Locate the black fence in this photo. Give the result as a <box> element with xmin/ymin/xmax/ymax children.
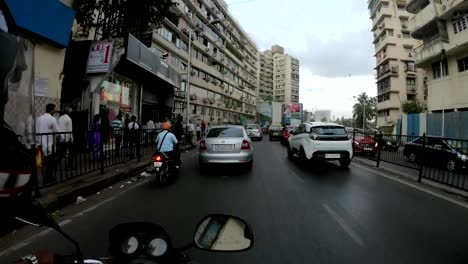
<box><xmin>35</xmin><ymin>129</ymin><xmax>162</xmax><ymax>188</ymax></box>
<box><xmin>353</xmin><ymin>131</ymin><xmax>468</xmax><ymax>192</ymax></box>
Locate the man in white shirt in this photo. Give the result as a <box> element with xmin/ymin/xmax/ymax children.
<box><xmin>58</xmin><ymin>107</ymin><xmax>74</xmax><ymax>169</ymax></box>
<box><xmin>36</xmin><ymin>104</ymin><xmax>60</xmax><ymax>183</ymax></box>
<box><xmin>127</xmin><ymin>115</ymin><xmax>140</xmax><ymax>159</ymax></box>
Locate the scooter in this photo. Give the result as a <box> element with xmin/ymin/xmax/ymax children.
<box><xmin>2</xmin><ymin>174</ymin><xmax>254</xmax><ymax>264</ymax></box>
<box><xmin>152</xmin><ymin>143</ymin><xmax>181</xmax><ymax>186</ymax></box>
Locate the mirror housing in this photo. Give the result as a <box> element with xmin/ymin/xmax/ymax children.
<box><xmin>194</xmin><ymin>214</ymin><xmax>253</xmax><ymax>252</ymax></box>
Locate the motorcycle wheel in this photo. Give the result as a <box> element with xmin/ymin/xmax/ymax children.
<box><xmin>156</xmin><ymin>164</ymin><xmax>170</xmax><ymax>185</ymax></box>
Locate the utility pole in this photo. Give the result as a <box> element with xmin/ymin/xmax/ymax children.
<box><xmin>363</xmin><ymin>98</ymin><xmax>366</xmax><ymax>131</ymax></box>
<box><xmin>440</xmin><ymin>49</ymin><xmax>446</xmax><ymax>137</ymax></box>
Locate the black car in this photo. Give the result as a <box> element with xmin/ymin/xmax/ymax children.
<box><xmin>403</xmin><ymin>137</ymin><xmax>468</xmax><ymax>172</ymax></box>
<box><xmin>380</xmin><ymin>137</ymin><xmax>399</xmax><ymax>152</ymax></box>
<box><xmin>269</xmin><ymin>125</ymin><xmax>283</xmax><ymax>141</ymax></box>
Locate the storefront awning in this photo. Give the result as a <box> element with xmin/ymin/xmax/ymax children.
<box><xmin>4</xmin><ymin>0</ymin><xmax>75</xmax><ymax>47</ymax></box>
<box><xmin>126</xmin><ymin>34</ymin><xmax>180</xmax><ymax>89</ymax></box>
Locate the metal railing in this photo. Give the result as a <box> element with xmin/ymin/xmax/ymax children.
<box><xmin>35</xmin><ymin>129</ymin><xmax>162</xmax><ymax>188</ymax></box>
<box><xmin>353</xmin><ymin>131</ymin><xmax>468</xmax><ymax>191</ymax></box>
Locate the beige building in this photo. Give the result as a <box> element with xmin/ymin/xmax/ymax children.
<box><xmin>406</xmin><ymin>0</ymin><xmax>468</xmax><ymax>112</ymax></box>
<box><xmin>368</xmin><ymin>0</ymin><xmax>426</xmax><ymax>131</ymax></box>
<box><xmin>258</xmin><ymin>50</ymin><xmax>274</xmax><ymax>101</ymax></box>
<box><xmin>152</xmin><ymin>0</ymin><xmax>259</xmax><ymax>124</ymax></box>
<box><xmin>258</xmin><ymin>45</ymin><xmax>299</xmax><ymax>104</ymax></box>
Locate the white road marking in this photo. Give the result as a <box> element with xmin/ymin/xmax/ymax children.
<box><xmin>59</xmin><ymin>219</ymin><xmax>72</xmax><ymax>227</ymax></box>
<box><xmin>351</xmin><ymin>162</ymin><xmax>468</xmax><ymax>209</ymax></box>
<box><xmin>0</xmin><ymin>228</ymin><xmax>52</xmax><ymax>257</ymax></box>
<box><xmin>323</xmin><ymin>204</ymin><xmax>365</xmax><ymax>247</ymax></box>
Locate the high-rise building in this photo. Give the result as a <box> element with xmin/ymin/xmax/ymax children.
<box><xmin>406</xmin><ymin>0</ymin><xmax>468</xmax><ymax>113</ymax></box>
<box><xmin>368</xmin><ymin>0</ymin><xmax>426</xmax><ymax>131</ymax></box>
<box><xmin>152</xmin><ymin>0</ymin><xmax>259</xmax><ymax>124</ymax></box>
<box><xmin>258</xmin><ymin>45</ymin><xmax>300</xmax><ymax>104</ymax></box>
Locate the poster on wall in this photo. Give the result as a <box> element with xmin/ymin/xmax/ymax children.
<box><xmin>283</xmin><ymin>103</ymin><xmax>303</xmax><ymax>126</ymax></box>
<box><xmin>87</xmin><ymin>41</ymin><xmax>113</xmax><ymax>73</ymax></box>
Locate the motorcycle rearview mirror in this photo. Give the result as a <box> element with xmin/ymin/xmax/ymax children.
<box><xmin>193</xmin><ymin>214</ymin><xmax>253</xmax><ymax>252</ymax></box>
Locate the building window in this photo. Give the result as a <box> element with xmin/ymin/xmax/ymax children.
<box><xmin>402</xmin><ymin>32</ymin><xmax>411</xmax><ymax>38</ymax></box>
<box><xmin>201</xmin><ymin>106</ymin><xmax>206</xmax><ymax>115</ymax></box>
<box><xmin>406</xmin><ymin>78</ymin><xmax>416</xmax><ymax>86</ymax></box>
<box><xmin>432</xmin><ymin>59</ymin><xmax>449</xmax><ymax>79</ymax></box>
<box><xmin>377</xmin><ymin>77</ymin><xmax>391</xmax><ymax>93</ymax></box>
<box><xmin>453</xmin><ymin>15</ymin><xmax>468</xmax><ymax>34</ymax></box>
<box><xmin>406</xmin><ymin>61</ymin><xmax>416</xmax><ymax>72</ymax></box>
<box><xmin>457</xmin><ymin>57</ymin><xmax>468</xmax><ymax>72</ymax></box>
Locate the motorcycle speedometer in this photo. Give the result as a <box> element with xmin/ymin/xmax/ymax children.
<box><xmin>147</xmin><ymin>237</ymin><xmax>168</xmax><ymax>257</ymax></box>
<box><xmin>121</xmin><ymin>236</ymin><xmax>139</xmax><ymax>254</ymax></box>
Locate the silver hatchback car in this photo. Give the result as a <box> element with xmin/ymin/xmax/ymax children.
<box><xmin>199</xmin><ymin>125</ymin><xmax>254</xmax><ymax>170</ymax></box>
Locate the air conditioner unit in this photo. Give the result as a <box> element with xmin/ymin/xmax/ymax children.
<box><xmin>182</xmin><ymin>28</ymin><xmax>189</xmax><ymax>34</ymax></box>
<box><xmin>186</xmin><ymin>12</ymin><xmax>193</xmax><ymax>19</ymax></box>
<box><xmin>190</xmin><ymin>94</ymin><xmax>197</xmax><ymax>100</ymax></box>
<box><xmin>391</xmin><ymin>66</ymin><xmax>398</xmax><ymax>73</ymax></box>
<box><xmin>190</xmin><ymin>71</ymin><xmax>196</xmax><ymax>76</ymax></box>
<box><xmin>408</xmin><ymin>53</ymin><xmax>413</xmax><ymax>57</ymax></box>
<box><xmin>402</xmin><ymin>24</ymin><xmax>407</xmax><ymax>29</ymax></box>
<box><xmin>205</xmin><ymin>48</ymin><xmax>210</xmax><ymax>52</ymax></box>
<box><xmin>203</xmin><ymin>98</ymin><xmax>210</xmax><ymax>103</ymax></box>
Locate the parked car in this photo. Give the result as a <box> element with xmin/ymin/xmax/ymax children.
<box><xmin>380</xmin><ymin>137</ymin><xmax>399</xmax><ymax>152</ymax></box>
<box><xmin>281</xmin><ymin>126</ymin><xmax>297</xmax><ymax>145</ymax></box>
<box><xmin>269</xmin><ymin>124</ymin><xmax>283</xmax><ymax>141</ymax></box>
<box><xmin>287</xmin><ymin>122</ymin><xmax>353</xmax><ymax>168</ymax></box>
<box><xmin>199</xmin><ymin>125</ymin><xmax>254</xmax><ymax>170</ymax></box>
<box><xmin>403</xmin><ymin>137</ymin><xmax>468</xmax><ymax>172</ymax></box>
<box><xmin>245</xmin><ymin>124</ymin><xmax>262</xmax><ymax>141</ymax></box>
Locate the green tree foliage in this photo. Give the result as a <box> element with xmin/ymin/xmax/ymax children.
<box><xmin>353</xmin><ymin>92</ymin><xmax>376</xmax><ymax>129</ymax></box>
<box><xmin>401</xmin><ymin>100</ymin><xmax>425</xmax><ymax>114</ymax></box>
<box><xmin>73</xmin><ymin>0</ymin><xmax>176</xmax><ymax>40</ymax></box>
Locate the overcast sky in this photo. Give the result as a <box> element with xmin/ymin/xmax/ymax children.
<box><xmin>225</xmin><ymin>0</ymin><xmax>377</xmax><ymax>118</ymax></box>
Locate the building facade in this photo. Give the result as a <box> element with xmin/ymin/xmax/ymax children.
<box><xmin>368</xmin><ymin>0</ymin><xmax>426</xmax><ymax>131</ymax></box>
<box><xmin>152</xmin><ymin>0</ymin><xmax>259</xmax><ymax>124</ymax></box>
<box><xmin>258</xmin><ymin>50</ymin><xmax>274</xmax><ymax>101</ymax></box>
<box><xmin>406</xmin><ymin>0</ymin><xmax>468</xmax><ymax>113</ymax></box>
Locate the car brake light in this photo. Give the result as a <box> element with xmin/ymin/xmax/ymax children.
<box><xmin>154</xmin><ymin>155</ymin><xmax>163</xmax><ymax>162</ymax></box>
<box><xmin>199</xmin><ymin>140</ymin><xmax>207</xmax><ymax>151</ymax></box>
<box><xmin>241</xmin><ymin>140</ymin><xmax>250</xmax><ymax>150</ymax></box>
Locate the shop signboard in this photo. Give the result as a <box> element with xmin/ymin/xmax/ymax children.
<box><xmin>87</xmin><ymin>41</ymin><xmax>113</xmax><ymax>73</ymax></box>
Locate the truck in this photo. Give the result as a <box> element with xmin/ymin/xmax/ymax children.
<box><xmin>257</xmin><ymin>102</ymin><xmax>282</xmax><ymax>132</ymax></box>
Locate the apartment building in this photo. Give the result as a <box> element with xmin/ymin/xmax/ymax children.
<box><xmin>258</xmin><ymin>50</ymin><xmax>274</xmax><ymax>101</ymax></box>
<box><xmin>153</xmin><ymin>0</ymin><xmax>259</xmax><ymax>124</ymax></box>
<box><xmin>272</xmin><ymin>45</ymin><xmax>300</xmax><ymax>104</ymax></box>
<box><xmin>406</xmin><ymin>0</ymin><xmax>468</xmax><ymax>113</ymax></box>
<box><xmin>368</xmin><ymin>0</ymin><xmax>426</xmax><ymax>131</ymax></box>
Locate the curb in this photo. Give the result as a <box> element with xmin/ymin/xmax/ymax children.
<box><xmin>39</xmin><ymin>146</ymin><xmax>194</xmax><ymax>212</ymax></box>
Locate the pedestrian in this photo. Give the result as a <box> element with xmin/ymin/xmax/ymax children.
<box><xmin>146</xmin><ymin>119</ymin><xmax>155</xmax><ymax>144</ymax></box>
<box><xmin>112</xmin><ymin>113</ymin><xmax>123</xmax><ymax>157</ymax></box>
<box><xmin>174</xmin><ymin>114</ymin><xmax>184</xmax><ymax>142</ymax></box>
<box><xmin>187</xmin><ymin>121</ymin><xmax>195</xmax><ymax>147</ymax></box>
<box><xmin>88</xmin><ymin>114</ymin><xmax>102</xmax><ymax>160</ymax></box>
<box><xmin>196</xmin><ymin>123</ymin><xmax>201</xmax><ymax>141</ymax></box>
<box><xmin>36</xmin><ymin>104</ymin><xmax>60</xmax><ymax>184</ymax></box>
<box><xmin>123</xmin><ymin>114</ymin><xmax>130</xmax><ymax>155</ymax></box>
<box><xmin>128</xmin><ymin>115</ymin><xmax>140</xmax><ymax>159</ymax></box>
<box><xmin>58</xmin><ymin>107</ymin><xmax>74</xmax><ymax>169</ymax></box>
<box><xmin>201</xmin><ymin>120</ymin><xmax>206</xmax><ymax>138</ymax></box>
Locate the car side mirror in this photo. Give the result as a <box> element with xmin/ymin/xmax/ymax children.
<box><xmin>194</xmin><ymin>214</ymin><xmax>253</xmax><ymax>252</ymax></box>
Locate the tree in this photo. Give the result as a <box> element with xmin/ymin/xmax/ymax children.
<box><xmin>402</xmin><ymin>100</ymin><xmax>425</xmax><ymax>114</ymax></box>
<box><xmin>353</xmin><ymin>92</ymin><xmax>376</xmax><ymax>130</ymax></box>
<box><xmin>73</xmin><ymin>0</ymin><xmax>176</xmax><ymax>42</ymax></box>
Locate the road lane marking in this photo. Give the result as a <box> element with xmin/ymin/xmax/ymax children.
<box><xmin>322</xmin><ymin>204</ymin><xmax>365</xmax><ymax>247</ymax></box>
<box><xmin>0</xmin><ymin>228</ymin><xmax>52</xmax><ymax>257</ymax></box>
<box><xmin>351</xmin><ymin>162</ymin><xmax>468</xmax><ymax>209</ymax></box>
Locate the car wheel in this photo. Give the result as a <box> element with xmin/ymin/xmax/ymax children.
<box><xmin>299</xmin><ymin>147</ymin><xmax>308</xmax><ymax>162</ymax></box>
<box><xmin>447</xmin><ymin>159</ymin><xmax>456</xmax><ymax>172</ymax></box>
<box><xmin>287</xmin><ymin>144</ymin><xmax>294</xmax><ymax>160</ymax></box>
<box><xmin>408</xmin><ymin>152</ymin><xmax>417</xmax><ymax>163</ymax></box>
<box><xmin>340</xmin><ymin>159</ymin><xmax>351</xmax><ymax>169</ymax></box>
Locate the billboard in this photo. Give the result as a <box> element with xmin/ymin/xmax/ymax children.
<box><xmin>283</xmin><ymin>103</ymin><xmax>303</xmax><ymax>126</ymax></box>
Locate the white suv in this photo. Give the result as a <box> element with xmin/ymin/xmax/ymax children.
<box><xmin>287</xmin><ymin>122</ymin><xmax>353</xmax><ymax>168</ymax></box>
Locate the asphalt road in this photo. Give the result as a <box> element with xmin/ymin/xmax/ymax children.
<box><xmin>2</xmin><ymin>138</ymin><xmax>468</xmax><ymax>263</ymax></box>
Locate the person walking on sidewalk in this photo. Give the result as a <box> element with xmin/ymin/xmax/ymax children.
<box><xmin>128</xmin><ymin>116</ymin><xmax>140</xmax><ymax>159</ymax></box>
<box><xmin>112</xmin><ymin>113</ymin><xmax>123</xmax><ymax>157</ymax></box>
<box><xmin>201</xmin><ymin>120</ymin><xmax>206</xmax><ymax>138</ymax></box>
<box><xmin>88</xmin><ymin>114</ymin><xmax>102</xmax><ymax>160</ymax></box>
<box><xmin>196</xmin><ymin>123</ymin><xmax>201</xmax><ymax>141</ymax></box>
<box><xmin>36</xmin><ymin>104</ymin><xmax>61</xmax><ymax>184</ymax></box>
<box><xmin>186</xmin><ymin>121</ymin><xmax>195</xmax><ymax>147</ymax></box>
<box><xmin>58</xmin><ymin>107</ymin><xmax>74</xmax><ymax>169</ymax></box>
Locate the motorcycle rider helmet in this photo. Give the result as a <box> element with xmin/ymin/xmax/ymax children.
<box><xmin>161</xmin><ymin>122</ymin><xmax>171</xmax><ymax>130</ymax></box>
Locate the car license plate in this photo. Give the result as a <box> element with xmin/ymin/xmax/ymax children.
<box><xmin>215</xmin><ymin>144</ymin><xmax>233</xmax><ymax>152</ymax></box>
<box><xmin>273</xmin><ymin>133</ymin><xmax>279</xmax><ymax>136</ymax></box>
<box><xmin>153</xmin><ymin>162</ymin><xmax>163</xmax><ymax>168</ymax></box>
<box><xmin>325</xmin><ymin>154</ymin><xmax>340</xmax><ymax>159</ymax></box>
<box><xmin>364</xmin><ymin>147</ymin><xmax>373</xmax><ymax>151</ymax></box>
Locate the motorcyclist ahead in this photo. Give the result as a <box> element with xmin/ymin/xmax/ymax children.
<box><xmin>155</xmin><ymin>122</ymin><xmax>181</xmax><ymax>167</ymax></box>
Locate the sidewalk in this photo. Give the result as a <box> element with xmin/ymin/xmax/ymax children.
<box><xmin>353</xmin><ymin>157</ymin><xmax>468</xmax><ymax>199</ymax></box>
<box><xmin>37</xmin><ymin>145</ymin><xmax>194</xmax><ymax>212</ymax></box>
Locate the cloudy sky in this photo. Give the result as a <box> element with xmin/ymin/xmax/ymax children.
<box><xmin>225</xmin><ymin>0</ymin><xmax>377</xmax><ymax>119</ymax></box>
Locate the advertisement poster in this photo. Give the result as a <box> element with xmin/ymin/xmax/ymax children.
<box><xmin>87</xmin><ymin>41</ymin><xmax>113</xmax><ymax>73</ymax></box>
<box><xmin>257</xmin><ymin>102</ymin><xmax>272</xmax><ymax>128</ymax></box>
<box><xmin>283</xmin><ymin>103</ymin><xmax>303</xmax><ymax>126</ymax></box>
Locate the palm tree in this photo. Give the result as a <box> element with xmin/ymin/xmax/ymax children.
<box><xmin>353</xmin><ymin>92</ymin><xmax>376</xmax><ymax>130</ymax></box>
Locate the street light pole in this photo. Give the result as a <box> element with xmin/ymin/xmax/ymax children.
<box><xmin>363</xmin><ymin>98</ymin><xmax>366</xmax><ymax>130</ymax></box>
<box><xmin>440</xmin><ymin>49</ymin><xmax>446</xmax><ymax>137</ymax></box>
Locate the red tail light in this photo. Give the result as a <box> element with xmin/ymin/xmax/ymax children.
<box><xmin>199</xmin><ymin>140</ymin><xmax>207</xmax><ymax>151</ymax></box>
<box><xmin>154</xmin><ymin>155</ymin><xmax>163</xmax><ymax>162</ymax></box>
<box><xmin>241</xmin><ymin>140</ymin><xmax>250</xmax><ymax>150</ymax></box>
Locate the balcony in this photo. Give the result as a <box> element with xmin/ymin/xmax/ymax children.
<box><xmin>407</xmin><ymin>85</ymin><xmax>417</xmax><ymax>94</ymax></box>
<box><xmin>408</xmin><ymin>2</ymin><xmax>442</xmax><ymax>39</ymax></box>
<box><xmin>377</xmin><ymin>100</ymin><xmax>400</xmax><ymax>110</ymax></box>
<box><xmin>377</xmin><ymin>63</ymin><xmax>399</xmax><ymax>79</ymax></box>
<box><xmin>438</xmin><ymin>0</ymin><xmax>468</xmax><ymax>20</ymax></box>
<box><xmin>414</xmin><ymin>36</ymin><xmax>449</xmax><ymax>66</ymax></box>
